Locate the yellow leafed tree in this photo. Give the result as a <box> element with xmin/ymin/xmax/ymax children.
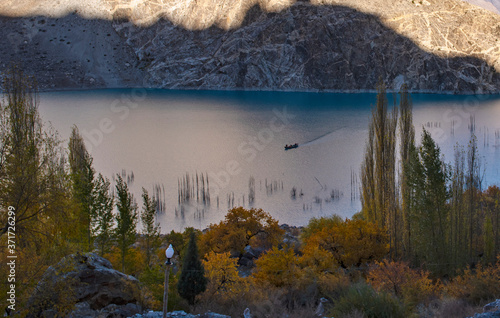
<box><xmin>202</xmin><ymin>251</ymin><xmax>249</xmax><ymax>301</ymax></box>
<box><xmin>253</xmin><ymin>246</ymin><xmax>301</xmax><ymax>288</ymax></box>
<box><xmin>301</xmin><ymin>219</ymin><xmax>388</xmax><ymax>269</ymax></box>
<box><xmin>199</xmin><ymin>207</ymin><xmax>284</xmax><ymax>257</ymax></box>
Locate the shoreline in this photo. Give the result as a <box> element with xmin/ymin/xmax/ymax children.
<box><xmin>29</xmin><ymin>85</ymin><xmax>500</xmax><ymax>96</ymax></box>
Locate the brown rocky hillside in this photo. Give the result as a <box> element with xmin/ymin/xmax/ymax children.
<box><xmin>0</xmin><ymin>0</ymin><xmax>499</xmax><ymax>93</ymax></box>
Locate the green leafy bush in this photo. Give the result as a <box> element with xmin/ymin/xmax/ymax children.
<box><xmin>329</xmin><ymin>282</ymin><xmax>407</xmax><ymax>318</ymax></box>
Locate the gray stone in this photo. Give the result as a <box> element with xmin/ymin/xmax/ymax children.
<box><xmin>27</xmin><ymin>253</ymin><xmax>142</xmax><ymax>318</ymax></box>
<box><xmin>129</xmin><ymin>311</ymin><xmax>214</xmax><ymax>318</ymax></box>
<box><xmin>484</xmin><ymin>300</ymin><xmax>500</xmax><ymax>313</ymax></box>
<box><xmin>468</xmin><ymin>300</ymin><xmax>500</xmax><ymax>318</ymax></box>
<box><xmin>243</xmin><ymin>308</ymin><xmax>252</xmax><ymax>318</ymax></box>
<box><xmin>473</xmin><ymin>312</ymin><xmax>500</xmax><ymax>318</ymax></box>
<box><xmin>67</xmin><ymin>302</ymin><xmax>95</xmax><ymax>318</ymax></box>
<box><xmin>168</xmin><ymin>311</ymin><xmax>197</xmax><ymax>318</ymax></box>
<box><xmin>199</xmin><ymin>312</ymin><xmax>231</xmax><ymax>318</ymax></box>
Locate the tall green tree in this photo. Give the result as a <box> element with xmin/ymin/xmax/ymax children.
<box><xmin>466</xmin><ymin>128</ymin><xmax>482</xmax><ymax>264</ymax></box>
<box><xmin>68</xmin><ymin>125</ymin><xmax>95</xmax><ymax>250</ymax></box>
<box><xmin>409</xmin><ymin>129</ymin><xmax>449</xmax><ymax>274</ymax></box>
<box><xmin>0</xmin><ymin>67</ymin><xmax>73</xmax><ymax>311</ymax></box>
<box><xmin>449</xmin><ymin>144</ymin><xmax>466</xmax><ymax>267</ymax></box>
<box><xmin>92</xmin><ymin>173</ymin><xmax>114</xmax><ymax>256</ymax></box>
<box><xmin>178</xmin><ymin>232</ymin><xmax>207</xmax><ymax>305</ymax></box>
<box><xmin>482</xmin><ymin>186</ymin><xmax>500</xmax><ymax>263</ymax></box>
<box><xmin>361</xmin><ymin>122</ymin><xmax>376</xmax><ymax>222</ymax></box>
<box><xmin>360</xmin><ymin>82</ymin><xmax>398</xmax><ymax>257</ymax></box>
<box><xmin>141</xmin><ymin>187</ymin><xmax>160</xmax><ymax>267</ymax></box>
<box><xmin>399</xmin><ymin>84</ymin><xmax>415</xmax><ymax>259</ymax></box>
<box><xmin>0</xmin><ymin>66</ymin><xmax>65</xmax><ymax>248</ymax></box>
<box><xmin>405</xmin><ymin>141</ymin><xmax>425</xmax><ymax>266</ymax></box>
<box><xmin>114</xmin><ymin>174</ymin><xmax>138</xmax><ymax>273</ymax></box>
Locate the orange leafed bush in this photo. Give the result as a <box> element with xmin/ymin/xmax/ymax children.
<box><xmin>301</xmin><ymin>218</ymin><xmax>388</xmax><ymax>270</ymax></box>
<box><xmin>447</xmin><ymin>256</ymin><xmax>500</xmax><ymax>304</ymax></box>
<box><xmin>367</xmin><ymin>260</ymin><xmax>441</xmax><ymax>307</ymax></box>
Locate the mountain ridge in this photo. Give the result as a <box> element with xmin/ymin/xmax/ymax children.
<box><xmin>0</xmin><ymin>0</ymin><xmax>499</xmax><ymax>93</ymax></box>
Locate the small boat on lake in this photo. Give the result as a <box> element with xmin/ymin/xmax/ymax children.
<box><xmin>284</xmin><ymin>143</ymin><xmax>299</xmax><ymax>150</ymax></box>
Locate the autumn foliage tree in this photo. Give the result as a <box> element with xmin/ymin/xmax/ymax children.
<box><xmin>300</xmin><ymin>215</ymin><xmax>343</xmax><ymax>242</ymax></box>
<box><xmin>0</xmin><ymin>65</ymin><xmax>74</xmax><ymax>310</ymax></box>
<box><xmin>202</xmin><ymin>251</ymin><xmax>249</xmax><ymax>301</ymax></box>
<box><xmin>301</xmin><ymin>218</ymin><xmax>388</xmax><ymax>269</ymax></box>
<box><xmin>367</xmin><ymin>260</ymin><xmax>441</xmax><ymax>308</ymax></box>
<box><xmin>253</xmin><ymin>246</ymin><xmax>301</xmax><ymax>288</ymax></box>
<box><xmin>0</xmin><ymin>66</ymin><xmax>65</xmax><ymax>247</ymax></box>
<box><xmin>199</xmin><ymin>207</ymin><xmax>284</xmax><ymax>257</ymax></box>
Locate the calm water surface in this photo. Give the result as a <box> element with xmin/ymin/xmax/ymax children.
<box><xmin>38</xmin><ymin>90</ymin><xmax>500</xmax><ymax>232</ymax></box>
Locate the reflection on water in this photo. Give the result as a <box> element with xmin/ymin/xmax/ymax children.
<box><xmin>38</xmin><ymin>90</ymin><xmax>500</xmax><ymax>232</ymax></box>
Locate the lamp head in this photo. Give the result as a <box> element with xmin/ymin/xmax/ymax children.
<box><xmin>166</xmin><ymin>244</ymin><xmax>174</xmax><ymax>259</ymax></box>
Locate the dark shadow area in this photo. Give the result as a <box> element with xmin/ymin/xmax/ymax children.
<box><xmin>0</xmin><ymin>1</ymin><xmax>498</xmax><ymax>93</ymax></box>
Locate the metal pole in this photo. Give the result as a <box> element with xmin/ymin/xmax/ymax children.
<box><xmin>163</xmin><ymin>262</ymin><xmax>171</xmax><ymax>318</ymax></box>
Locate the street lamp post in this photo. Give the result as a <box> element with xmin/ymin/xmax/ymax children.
<box><xmin>163</xmin><ymin>244</ymin><xmax>174</xmax><ymax>318</ymax></box>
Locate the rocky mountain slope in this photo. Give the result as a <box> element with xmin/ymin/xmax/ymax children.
<box><xmin>0</xmin><ymin>0</ymin><xmax>499</xmax><ymax>93</ymax></box>
<box><xmin>463</xmin><ymin>0</ymin><xmax>500</xmax><ymax>14</ymax></box>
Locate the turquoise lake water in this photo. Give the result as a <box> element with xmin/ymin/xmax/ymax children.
<box><xmin>38</xmin><ymin>90</ymin><xmax>500</xmax><ymax>232</ymax></box>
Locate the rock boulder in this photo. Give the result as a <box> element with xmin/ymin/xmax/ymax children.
<box><xmin>27</xmin><ymin>253</ymin><xmax>142</xmax><ymax>318</ymax></box>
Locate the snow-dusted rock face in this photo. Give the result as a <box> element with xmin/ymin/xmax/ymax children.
<box><xmin>0</xmin><ymin>0</ymin><xmax>499</xmax><ymax>93</ymax></box>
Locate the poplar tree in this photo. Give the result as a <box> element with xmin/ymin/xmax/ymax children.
<box><xmin>399</xmin><ymin>84</ymin><xmax>415</xmax><ymax>259</ymax></box>
<box><xmin>141</xmin><ymin>187</ymin><xmax>160</xmax><ymax>267</ymax></box>
<box><xmin>466</xmin><ymin>128</ymin><xmax>482</xmax><ymax>264</ymax></box>
<box><xmin>409</xmin><ymin>129</ymin><xmax>449</xmax><ymax>274</ymax></box>
<box><xmin>68</xmin><ymin>125</ymin><xmax>95</xmax><ymax>250</ymax></box>
<box><xmin>92</xmin><ymin>173</ymin><xmax>114</xmax><ymax>256</ymax></box>
<box><xmin>178</xmin><ymin>232</ymin><xmax>207</xmax><ymax>305</ymax></box>
<box><xmin>360</xmin><ymin>82</ymin><xmax>398</xmax><ymax>257</ymax></box>
<box><xmin>114</xmin><ymin>174</ymin><xmax>138</xmax><ymax>273</ymax></box>
<box><xmin>449</xmin><ymin>145</ymin><xmax>466</xmax><ymax>267</ymax></box>
<box><xmin>405</xmin><ymin>141</ymin><xmax>425</xmax><ymax>266</ymax></box>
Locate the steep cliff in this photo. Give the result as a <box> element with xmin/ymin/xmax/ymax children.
<box><xmin>0</xmin><ymin>0</ymin><xmax>499</xmax><ymax>93</ymax></box>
